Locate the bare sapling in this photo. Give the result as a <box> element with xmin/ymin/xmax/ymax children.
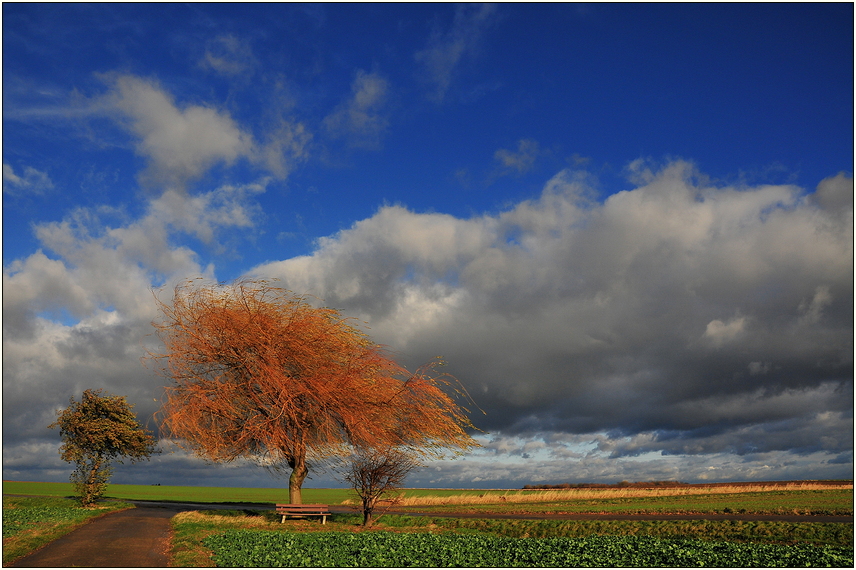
<box><xmin>345</xmin><ymin>446</ymin><xmax>420</xmax><ymax>526</ymax></box>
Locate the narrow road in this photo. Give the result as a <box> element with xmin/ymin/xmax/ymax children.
<box><xmin>8</xmin><ymin>505</ymin><xmax>180</xmax><ymax>568</ymax></box>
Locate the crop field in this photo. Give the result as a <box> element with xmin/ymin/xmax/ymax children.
<box><xmin>201</xmin><ymin>528</ymin><xmax>852</xmax><ymax>567</ymax></box>
<box><xmin>171</xmin><ymin>510</ymin><xmax>853</xmax><ymax>567</ymax></box>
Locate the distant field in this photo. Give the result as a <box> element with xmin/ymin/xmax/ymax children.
<box><xmin>2</xmin><ymin>481</ymin><xmax>348</xmax><ymax>505</ymax></box>
<box><xmin>3</xmin><ymin>480</ymin><xmax>852</xmax><ymax>516</ymax></box>
<box><xmin>0</xmin><ymin>482</ymin><xmax>585</xmax><ymax>504</ymax></box>
<box><xmin>2</xmin><ymin>482</ymin><xmax>482</xmax><ymax>505</ymax></box>
<box><xmin>1</xmin><ymin>482</ymin><xmax>561</xmax><ymax>504</ymax></box>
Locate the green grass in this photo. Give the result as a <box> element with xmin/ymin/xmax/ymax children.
<box><xmin>2</xmin><ymin>495</ymin><xmax>134</xmax><ymax>565</ymax></box>
<box><xmin>3</xmin><ymin>481</ymin><xmax>347</xmax><ymax>505</ymax></box>
<box><xmin>2</xmin><ymin>482</ymin><xmax>557</xmax><ymax>505</ymax></box>
<box><xmin>2</xmin><ymin>481</ymin><xmax>550</xmax><ymax>504</ymax></box>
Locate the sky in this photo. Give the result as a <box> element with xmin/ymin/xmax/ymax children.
<box><xmin>2</xmin><ymin>3</ymin><xmax>853</xmax><ymax>491</ymax></box>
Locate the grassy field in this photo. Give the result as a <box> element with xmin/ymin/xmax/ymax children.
<box><xmin>3</xmin><ymin>481</ymin><xmax>552</xmax><ymax>504</ymax></box>
<box><xmin>3</xmin><ymin>481</ymin><xmax>344</xmax><ymax>505</ymax></box>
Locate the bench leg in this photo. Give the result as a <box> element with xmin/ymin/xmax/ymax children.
<box><xmin>321</xmin><ymin>515</ymin><xmax>326</xmax><ymax>525</ymax></box>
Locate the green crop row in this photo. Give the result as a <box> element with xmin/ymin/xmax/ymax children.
<box><xmin>203</xmin><ymin>529</ymin><xmax>853</xmax><ymax>567</ymax></box>
<box><xmin>374</xmin><ymin>514</ymin><xmax>854</xmax><ymax>547</ymax></box>
<box><xmin>2</xmin><ymin>506</ymin><xmax>92</xmax><ymax>538</ymax></box>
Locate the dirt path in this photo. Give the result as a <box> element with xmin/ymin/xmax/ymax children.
<box><xmin>8</xmin><ymin>505</ymin><xmax>180</xmax><ymax>568</ymax></box>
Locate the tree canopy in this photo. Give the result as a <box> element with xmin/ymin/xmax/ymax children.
<box><xmin>49</xmin><ymin>389</ymin><xmax>157</xmax><ymax>506</ymax></box>
<box><xmin>150</xmin><ymin>278</ymin><xmax>478</xmax><ymax>503</ymax></box>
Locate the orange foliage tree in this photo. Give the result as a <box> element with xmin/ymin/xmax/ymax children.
<box><xmin>149</xmin><ymin>278</ymin><xmax>478</xmax><ymax>503</ymax></box>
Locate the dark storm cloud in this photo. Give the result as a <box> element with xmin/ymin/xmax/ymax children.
<box><xmin>257</xmin><ymin>163</ymin><xmax>853</xmax><ymax>467</ymax></box>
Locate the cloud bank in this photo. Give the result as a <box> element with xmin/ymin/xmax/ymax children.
<box><xmin>4</xmin><ymin>125</ymin><xmax>851</xmax><ymax>486</ymax></box>
<box><xmin>253</xmin><ymin>162</ymin><xmax>853</xmax><ymax>481</ymax></box>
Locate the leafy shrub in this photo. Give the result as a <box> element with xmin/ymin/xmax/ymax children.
<box><xmin>203</xmin><ymin>530</ymin><xmax>853</xmax><ymax>567</ymax></box>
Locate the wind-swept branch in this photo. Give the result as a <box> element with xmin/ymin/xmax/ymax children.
<box><xmin>147</xmin><ymin>278</ymin><xmax>479</xmax><ymax>503</ymax></box>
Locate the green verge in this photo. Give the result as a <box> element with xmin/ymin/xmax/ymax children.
<box><xmin>2</xmin><ymin>496</ymin><xmax>134</xmax><ymax>565</ymax></box>
<box><xmin>201</xmin><ymin>529</ymin><xmax>854</xmax><ymax>567</ymax></box>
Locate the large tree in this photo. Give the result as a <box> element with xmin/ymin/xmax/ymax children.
<box><xmin>49</xmin><ymin>389</ymin><xmax>158</xmax><ymax>506</ymax></box>
<box><xmin>150</xmin><ymin>278</ymin><xmax>478</xmax><ymax>504</ymax></box>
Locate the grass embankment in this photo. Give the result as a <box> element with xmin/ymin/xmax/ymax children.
<box><xmin>2</xmin><ymin>495</ymin><xmax>134</xmax><ymax>565</ymax></box>
<box><xmin>171</xmin><ymin>509</ymin><xmax>853</xmax><ymax>567</ymax></box>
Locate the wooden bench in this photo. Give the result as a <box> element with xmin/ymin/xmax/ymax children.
<box><xmin>275</xmin><ymin>504</ymin><xmax>332</xmax><ymax>525</ymax></box>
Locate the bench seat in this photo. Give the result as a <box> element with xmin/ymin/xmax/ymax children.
<box><xmin>275</xmin><ymin>503</ymin><xmax>332</xmax><ymax>524</ymax></box>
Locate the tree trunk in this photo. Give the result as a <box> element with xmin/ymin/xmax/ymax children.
<box><xmin>362</xmin><ymin>496</ymin><xmax>375</xmax><ymax>526</ymax></box>
<box><xmin>85</xmin><ymin>457</ymin><xmax>102</xmax><ymax>506</ymax></box>
<box><xmin>288</xmin><ymin>455</ymin><xmax>308</xmax><ymax>504</ymax></box>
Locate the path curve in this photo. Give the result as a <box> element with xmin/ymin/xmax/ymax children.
<box><xmin>8</xmin><ymin>505</ymin><xmax>181</xmax><ymax>568</ymax></box>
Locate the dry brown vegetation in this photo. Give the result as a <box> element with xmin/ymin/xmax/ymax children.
<box><xmin>387</xmin><ymin>482</ymin><xmax>854</xmax><ymax>507</ymax></box>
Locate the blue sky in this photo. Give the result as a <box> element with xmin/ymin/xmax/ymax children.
<box><xmin>3</xmin><ymin>3</ymin><xmax>853</xmax><ymax>490</ymax></box>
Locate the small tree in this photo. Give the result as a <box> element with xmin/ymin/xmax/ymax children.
<box><xmin>344</xmin><ymin>446</ymin><xmax>420</xmax><ymax>526</ymax></box>
<box><xmin>49</xmin><ymin>389</ymin><xmax>158</xmax><ymax>506</ymax></box>
<box><xmin>150</xmin><ymin>278</ymin><xmax>479</xmax><ymax>504</ymax></box>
